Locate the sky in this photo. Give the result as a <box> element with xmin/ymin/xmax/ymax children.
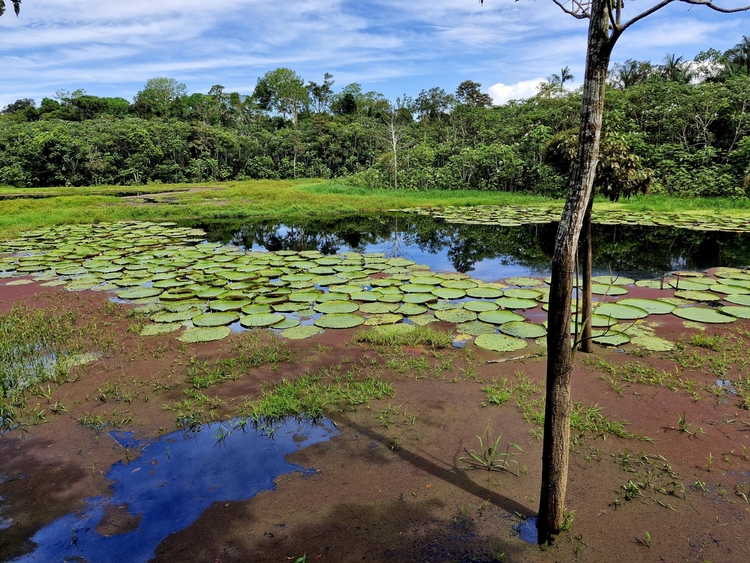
<box><xmin>1</xmin><ymin>0</ymin><xmax>749</xmax><ymax>110</ymax></box>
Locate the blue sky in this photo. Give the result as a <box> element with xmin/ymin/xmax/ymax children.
<box><xmin>1</xmin><ymin>1</ymin><xmax>748</xmax><ymax>110</ymax></box>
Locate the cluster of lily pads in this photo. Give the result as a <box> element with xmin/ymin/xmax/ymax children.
<box><xmin>2</xmin><ymin>221</ymin><xmax>750</xmax><ymax>351</ymax></box>
<box><xmin>398</xmin><ymin>205</ymin><xmax>750</xmax><ymax>233</ymax></box>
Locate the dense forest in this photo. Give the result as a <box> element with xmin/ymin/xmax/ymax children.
<box><xmin>0</xmin><ymin>37</ymin><xmax>748</xmax><ymax>197</ymax></box>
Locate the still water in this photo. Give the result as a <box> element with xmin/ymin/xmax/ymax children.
<box><xmin>189</xmin><ymin>213</ymin><xmax>750</xmax><ymax>281</ymax></box>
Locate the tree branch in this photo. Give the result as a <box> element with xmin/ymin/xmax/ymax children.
<box><xmin>680</xmin><ymin>0</ymin><xmax>750</xmax><ymax>13</ymax></box>
<box><xmin>552</xmin><ymin>0</ymin><xmax>591</xmax><ymax>19</ymax></box>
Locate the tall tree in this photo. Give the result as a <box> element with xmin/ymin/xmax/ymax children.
<box><xmin>253</xmin><ymin>68</ymin><xmax>310</xmax><ymax>126</ymax></box>
<box><xmin>0</xmin><ymin>0</ymin><xmax>21</xmax><ymax>17</ymax></box>
<box><xmin>550</xmin><ymin>65</ymin><xmax>576</xmax><ymax>85</ymax></box>
<box><xmin>134</xmin><ymin>78</ymin><xmax>188</xmax><ymax>118</ymax></box>
<box><xmin>498</xmin><ymin>0</ymin><xmax>750</xmax><ymax>544</ymax></box>
<box><xmin>726</xmin><ymin>35</ymin><xmax>750</xmax><ymax>75</ymax></box>
<box><xmin>455</xmin><ymin>80</ymin><xmax>494</xmax><ymax>107</ymax></box>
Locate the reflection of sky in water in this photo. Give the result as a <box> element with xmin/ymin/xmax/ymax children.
<box><xmin>11</xmin><ymin>419</ymin><xmax>337</xmax><ymax>563</ymax></box>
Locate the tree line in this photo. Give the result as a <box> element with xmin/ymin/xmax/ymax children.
<box><xmin>0</xmin><ymin>36</ymin><xmax>748</xmax><ymax>195</ymax></box>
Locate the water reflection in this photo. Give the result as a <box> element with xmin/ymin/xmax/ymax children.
<box><xmin>11</xmin><ymin>418</ymin><xmax>337</xmax><ymax>563</ymax></box>
<box><xmin>188</xmin><ymin>214</ymin><xmax>750</xmax><ymax>281</ymax></box>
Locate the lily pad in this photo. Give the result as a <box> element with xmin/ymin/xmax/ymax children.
<box><xmin>431</xmin><ymin>287</ymin><xmax>467</xmax><ymax>299</ymax></box>
<box><xmin>151</xmin><ymin>308</ymin><xmax>203</xmax><ymax>323</ymax></box>
<box><xmin>178</xmin><ymin>326</ymin><xmax>231</xmax><ymax>343</ymax></box>
<box><xmin>474</xmin><ymin>333</ymin><xmax>528</xmax><ymax>352</ymax></box>
<box><xmin>463</xmin><ymin>300</ymin><xmax>499</xmax><ymax>313</ymax></box>
<box><xmin>280</xmin><ymin>325</ymin><xmax>324</xmax><ymax>339</ymax></box>
<box><xmin>724</xmin><ymin>294</ymin><xmax>750</xmax><ymax>306</ymax></box>
<box><xmin>117</xmin><ymin>287</ymin><xmax>163</xmax><ymax>300</ymax></box>
<box><xmin>672</xmin><ymin>307</ymin><xmax>736</xmax><ymax>324</ymax></box>
<box><xmin>495</xmin><ymin>297</ymin><xmax>538</xmax><ymax>309</ymax></box>
<box><xmin>360</xmin><ymin>302</ymin><xmax>399</xmax><ymax>314</ymax></box>
<box><xmin>477</xmin><ymin>310</ymin><xmax>525</xmax><ymax>325</ymax></box>
<box><xmin>617</xmin><ymin>298</ymin><xmax>675</xmax><ymax>315</ymax></box>
<box><xmin>592</xmin><ymin>275</ymin><xmax>635</xmax><ymax>285</ymax></box>
<box><xmin>594</xmin><ymin>303</ymin><xmax>649</xmax><ymax>320</ymax></box>
<box><xmin>315</xmin><ymin>313</ymin><xmax>365</xmax><ymax>329</ymax></box>
<box><xmin>592</xmin><ymin>331</ymin><xmax>631</xmax><ymax>346</ymax></box>
<box><xmin>590</xmin><ymin>284</ymin><xmax>628</xmax><ymax>296</ymax></box>
<box><xmin>466</xmin><ymin>287</ymin><xmax>504</xmax><ymax>299</ymax></box>
<box><xmin>192</xmin><ymin>312</ymin><xmax>240</xmax><ymax>327</ymax></box>
<box><xmin>140</xmin><ymin>323</ymin><xmax>183</xmax><ymax>336</ymax></box>
<box><xmin>674</xmin><ymin>290</ymin><xmax>721</xmax><ymax>302</ymax></box>
<box><xmin>719</xmin><ymin>306</ymin><xmax>750</xmax><ymax>319</ymax></box>
<box><xmin>395</xmin><ymin>303</ymin><xmax>428</xmax><ymax>316</ymax></box>
<box><xmin>504</xmin><ymin>276</ymin><xmax>544</xmax><ymax>287</ymax></box>
<box><xmin>314</xmin><ymin>300</ymin><xmax>360</xmax><ymax>314</ymax></box>
<box><xmin>239</xmin><ymin>313</ymin><xmax>286</xmax><ymax>327</ymax></box>
<box><xmin>364</xmin><ymin>313</ymin><xmax>403</xmax><ymax>326</ymax></box>
<box><xmin>455</xmin><ymin>321</ymin><xmax>496</xmax><ymax>336</ymax></box>
<box><xmin>631</xmin><ymin>335</ymin><xmax>675</xmax><ymax>352</ymax></box>
<box><xmin>273</xmin><ymin>317</ymin><xmax>301</xmax><ymax>329</ymax></box>
<box><xmin>503</xmin><ymin>288</ymin><xmax>542</xmax><ymax>300</ymax></box>
<box><xmin>499</xmin><ymin>321</ymin><xmax>547</xmax><ymax>339</ymax></box>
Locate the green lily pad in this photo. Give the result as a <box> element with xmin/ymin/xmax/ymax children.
<box><xmin>617</xmin><ymin>298</ymin><xmax>675</xmax><ymax>315</ymax></box>
<box><xmin>719</xmin><ymin>306</ymin><xmax>750</xmax><ymax>319</ymax></box>
<box><xmin>709</xmin><ymin>284</ymin><xmax>750</xmax><ymax>295</ymax></box>
<box><xmin>724</xmin><ymin>294</ymin><xmax>750</xmax><ymax>306</ymax></box>
<box><xmin>193</xmin><ymin>312</ymin><xmax>240</xmax><ymax>327</ymax></box>
<box><xmin>431</xmin><ymin>287</ymin><xmax>467</xmax><ymax>299</ymax></box>
<box><xmin>463</xmin><ymin>300</ymin><xmax>499</xmax><ymax>313</ymax></box>
<box><xmin>360</xmin><ymin>302</ymin><xmax>399</xmax><ymax>314</ymax></box>
<box><xmin>350</xmin><ymin>291</ymin><xmax>380</xmax><ymax>302</ymax></box>
<box><xmin>314</xmin><ymin>300</ymin><xmax>360</xmax><ymax>314</ymax></box>
<box><xmin>592</xmin><ymin>275</ymin><xmax>635</xmax><ymax>285</ymax></box>
<box><xmin>434</xmin><ymin>309</ymin><xmax>477</xmax><ymax>323</ymax></box>
<box><xmin>590</xmin><ymin>284</ymin><xmax>629</xmax><ymax>296</ymax></box>
<box><xmin>239</xmin><ymin>313</ymin><xmax>286</xmax><ymax>327</ymax></box>
<box><xmin>592</xmin><ymin>331</ymin><xmax>631</xmax><ymax>346</ymax></box>
<box><xmin>273</xmin><ymin>317</ymin><xmax>301</xmax><ymax>329</ymax></box>
<box><xmin>210</xmin><ymin>300</ymin><xmax>251</xmax><ymax>312</ymax></box>
<box><xmin>505</xmin><ymin>276</ymin><xmax>544</xmax><ymax>287</ymax></box>
<box><xmin>503</xmin><ymin>288</ymin><xmax>542</xmax><ymax>300</ymax></box>
<box><xmin>395</xmin><ymin>303</ymin><xmax>428</xmax><ymax>316</ymax></box>
<box><xmin>477</xmin><ymin>310</ymin><xmax>525</xmax><ymax>325</ymax></box>
<box><xmin>402</xmin><ymin>293</ymin><xmax>435</xmax><ymax>304</ymax></box>
<box><xmin>495</xmin><ymin>297</ymin><xmax>538</xmax><ymax>309</ymax></box>
<box><xmin>117</xmin><ymin>287</ymin><xmax>162</xmax><ymax>300</ymax></box>
<box><xmin>455</xmin><ymin>321</ymin><xmax>496</xmax><ymax>336</ymax></box>
<box><xmin>315</xmin><ymin>313</ymin><xmax>365</xmax><ymax>329</ymax></box>
<box><xmin>140</xmin><ymin>323</ymin><xmax>183</xmax><ymax>336</ymax></box>
<box><xmin>669</xmin><ymin>280</ymin><xmax>712</xmax><ymax>291</ymax></box>
<box><xmin>634</xmin><ymin>279</ymin><xmax>671</xmax><ymax>289</ymax></box>
<box><xmin>178</xmin><ymin>326</ymin><xmax>231</xmax><ymax>343</ymax></box>
<box><xmin>593</xmin><ymin>303</ymin><xmax>649</xmax><ymax>320</ymax></box>
<box><xmin>364</xmin><ymin>313</ymin><xmax>403</xmax><ymax>326</ymax></box>
<box><xmin>280</xmin><ymin>325</ymin><xmax>324</xmax><ymax>339</ymax></box>
<box><xmin>500</xmin><ymin>321</ymin><xmax>547</xmax><ymax>339</ymax></box>
<box><xmin>466</xmin><ymin>287</ymin><xmax>504</xmax><ymax>299</ymax></box>
<box><xmin>441</xmin><ymin>280</ymin><xmax>478</xmax><ymax>290</ymax></box>
<box><xmin>672</xmin><ymin>307</ymin><xmax>737</xmax><ymax>324</ymax></box>
<box><xmin>151</xmin><ymin>308</ymin><xmax>203</xmax><ymax>323</ymax></box>
<box><xmin>474</xmin><ymin>333</ymin><xmax>528</xmax><ymax>352</ymax></box>
<box><xmin>674</xmin><ymin>290</ymin><xmax>721</xmax><ymax>302</ymax></box>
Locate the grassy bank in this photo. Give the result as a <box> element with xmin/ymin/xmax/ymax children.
<box><xmin>1</xmin><ymin>178</ymin><xmax>750</xmax><ymax>240</ymax></box>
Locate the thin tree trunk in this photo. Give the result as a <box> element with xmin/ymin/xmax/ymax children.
<box><xmin>579</xmin><ymin>194</ymin><xmax>594</xmax><ymax>353</ymax></box>
<box><xmin>537</xmin><ymin>0</ymin><xmax>612</xmax><ymax>543</ymax></box>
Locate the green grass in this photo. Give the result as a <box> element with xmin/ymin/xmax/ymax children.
<box><xmin>236</xmin><ymin>363</ymin><xmax>394</xmax><ymax>427</ymax></box>
<box><xmin>4</xmin><ymin>178</ymin><xmax>750</xmax><ymax>241</ymax></box>
<box><xmin>351</xmin><ymin>325</ymin><xmax>453</xmax><ymax>349</ymax></box>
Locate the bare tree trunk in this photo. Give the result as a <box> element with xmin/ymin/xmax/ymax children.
<box><xmin>579</xmin><ymin>194</ymin><xmax>594</xmax><ymax>353</ymax></box>
<box><xmin>537</xmin><ymin>0</ymin><xmax>612</xmax><ymax>543</ymax></box>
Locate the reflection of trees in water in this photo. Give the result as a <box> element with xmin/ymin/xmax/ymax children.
<box><xmin>191</xmin><ymin>215</ymin><xmax>750</xmax><ymax>276</ymax></box>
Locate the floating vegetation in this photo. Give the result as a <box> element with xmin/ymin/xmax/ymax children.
<box><xmin>3</xmin><ymin>220</ymin><xmax>750</xmax><ymax>353</ymax></box>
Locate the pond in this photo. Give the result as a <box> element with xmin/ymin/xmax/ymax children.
<box><xmin>190</xmin><ymin>213</ymin><xmax>750</xmax><ymax>282</ymax></box>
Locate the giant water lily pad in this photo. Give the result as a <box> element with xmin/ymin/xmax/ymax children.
<box><xmin>193</xmin><ymin>312</ymin><xmax>240</xmax><ymax>327</ymax></box>
<box><xmin>674</xmin><ymin>290</ymin><xmax>721</xmax><ymax>302</ymax></box>
<box><xmin>273</xmin><ymin>317</ymin><xmax>301</xmax><ymax>329</ymax></box>
<box><xmin>500</xmin><ymin>321</ymin><xmax>546</xmax><ymax>339</ymax></box>
<box><xmin>140</xmin><ymin>322</ymin><xmax>183</xmax><ymax>336</ymax></box>
<box><xmin>463</xmin><ymin>300</ymin><xmax>499</xmax><ymax>313</ymax></box>
<box><xmin>592</xmin><ymin>275</ymin><xmax>635</xmax><ymax>285</ymax></box>
<box><xmin>178</xmin><ymin>326</ymin><xmax>231</xmax><ymax>343</ymax></box>
<box><xmin>591</xmin><ymin>284</ymin><xmax>628</xmax><ymax>296</ymax></box>
<box><xmin>592</xmin><ymin>331</ymin><xmax>631</xmax><ymax>346</ymax></box>
<box><xmin>719</xmin><ymin>306</ymin><xmax>750</xmax><ymax>319</ymax></box>
<box><xmin>395</xmin><ymin>303</ymin><xmax>427</xmax><ymax>316</ymax></box>
<box><xmin>364</xmin><ymin>313</ymin><xmax>403</xmax><ymax>326</ymax></box>
<box><xmin>474</xmin><ymin>333</ymin><xmax>528</xmax><ymax>352</ymax></box>
<box><xmin>240</xmin><ymin>313</ymin><xmax>286</xmax><ymax>327</ymax></box>
<box><xmin>314</xmin><ymin>300</ymin><xmax>360</xmax><ymax>314</ymax></box>
<box><xmin>151</xmin><ymin>308</ymin><xmax>203</xmax><ymax>323</ymax></box>
<box><xmin>631</xmin><ymin>335</ymin><xmax>675</xmax><ymax>352</ymax></box>
<box><xmin>724</xmin><ymin>294</ymin><xmax>750</xmax><ymax>306</ymax></box>
<box><xmin>618</xmin><ymin>298</ymin><xmax>674</xmax><ymax>315</ymax></box>
<box><xmin>117</xmin><ymin>287</ymin><xmax>163</xmax><ymax>300</ymax></box>
<box><xmin>434</xmin><ymin>309</ymin><xmax>477</xmax><ymax>323</ymax></box>
<box><xmin>466</xmin><ymin>286</ymin><xmax>503</xmax><ymax>299</ymax></box>
<box><xmin>594</xmin><ymin>303</ymin><xmax>649</xmax><ymax>320</ymax></box>
<box><xmin>432</xmin><ymin>287</ymin><xmax>467</xmax><ymax>299</ymax></box>
<box><xmin>280</xmin><ymin>325</ymin><xmax>324</xmax><ymax>339</ymax></box>
<box><xmin>503</xmin><ymin>288</ymin><xmax>542</xmax><ymax>300</ymax></box>
<box><xmin>455</xmin><ymin>321</ymin><xmax>496</xmax><ymax>336</ymax></box>
<box><xmin>495</xmin><ymin>297</ymin><xmax>538</xmax><ymax>310</ymax></box>
<box><xmin>478</xmin><ymin>310</ymin><xmax>525</xmax><ymax>325</ymax></box>
<box><xmin>505</xmin><ymin>276</ymin><xmax>544</xmax><ymax>287</ymax></box>
<box><xmin>360</xmin><ymin>302</ymin><xmax>399</xmax><ymax>314</ymax></box>
<box><xmin>672</xmin><ymin>307</ymin><xmax>736</xmax><ymax>324</ymax></box>
<box><xmin>315</xmin><ymin>313</ymin><xmax>365</xmax><ymax>329</ymax></box>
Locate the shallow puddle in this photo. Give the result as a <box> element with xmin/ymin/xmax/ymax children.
<box><xmin>10</xmin><ymin>418</ymin><xmax>337</xmax><ymax>563</ymax></box>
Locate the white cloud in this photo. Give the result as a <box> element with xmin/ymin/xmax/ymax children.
<box><xmin>488</xmin><ymin>78</ymin><xmax>545</xmax><ymax>105</ymax></box>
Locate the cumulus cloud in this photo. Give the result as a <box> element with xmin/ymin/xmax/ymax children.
<box><xmin>488</xmin><ymin>79</ymin><xmax>545</xmax><ymax>105</ymax></box>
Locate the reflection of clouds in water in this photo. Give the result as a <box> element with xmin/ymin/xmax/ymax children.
<box><xmin>12</xmin><ymin>419</ymin><xmax>337</xmax><ymax>563</ymax></box>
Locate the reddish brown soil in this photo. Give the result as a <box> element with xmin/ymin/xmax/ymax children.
<box><xmin>1</xmin><ymin>281</ymin><xmax>750</xmax><ymax>563</ymax></box>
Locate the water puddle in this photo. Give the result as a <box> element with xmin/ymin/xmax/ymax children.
<box><xmin>515</xmin><ymin>517</ymin><xmax>538</xmax><ymax>544</ymax></box>
<box><xmin>10</xmin><ymin>418</ymin><xmax>337</xmax><ymax>563</ymax></box>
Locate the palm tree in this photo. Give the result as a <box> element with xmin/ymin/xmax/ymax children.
<box><xmin>550</xmin><ymin>66</ymin><xmax>575</xmax><ymax>86</ymax></box>
<box><xmin>726</xmin><ymin>35</ymin><xmax>750</xmax><ymax>76</ymax></box>
<box><xmin>661</xmin><ymin>53</ymin><xmax>692</xmax><ymax>83</ymax></box>
<box><xmin>0</xmin><ymin>1</ymin><xmax>21</xmax><ymax>17</ymax></box>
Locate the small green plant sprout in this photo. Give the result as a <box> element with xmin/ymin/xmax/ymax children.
<box><xmin>458</xmin><ymin>434</ymin><xmax>525</xmax><ymax>475</ymax></box>
<box><xmin>294</xmin><ymin>555</ymin><xmax>307</xmax><ymax>563</ymax></box>
<box><xmin>693</xmin><ymin>481</ymin><xmax>709</xmax><ymax>492</ymax></box>
<box><xmin>560</xmin><ymin>508</ymin><xmax>574</xmax><ymax>531</ymax></box>
<box><xmin>706</xmin><ymin>452</ymin><xmax>714</xmax><ymax>472</ymax></box>
<box><xmin>735</xmin><ymin>482</ymin><xmax>749</xmax><ymax>503</ymax></box>
<box><xmin>676</xmin><ymin>412</ymin><xmax>703</xmax><ymax>436</ymax></box>
<box><xmin>637</xmin><ymin>531</ymin><xmax>652</xmax><ymax>548</ymax></box>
